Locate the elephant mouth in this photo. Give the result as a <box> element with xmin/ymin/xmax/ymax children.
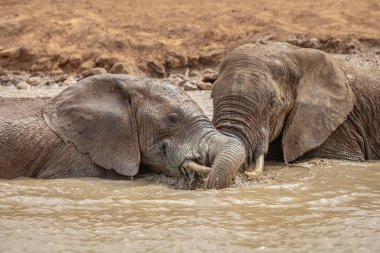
<box><xmin>178</xmin><ymin>160</ymin><xmax>211</xmax><ymax>189</ymax></box>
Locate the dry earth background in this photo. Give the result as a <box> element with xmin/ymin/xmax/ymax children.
<box><xmin>0</xmin><ymin>0</ymin><xmax>379</xmax><ymax>82</ymax></box>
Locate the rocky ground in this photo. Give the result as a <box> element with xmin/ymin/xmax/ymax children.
<box><xmin>0</xmin><ymin>67</ymin><xmax>218</xmax><ymax>91</ymax></box>
<box><xmin>0</xmin><ymin>0</ymin><xmax>379</xmax><ymax>90</ymax></box>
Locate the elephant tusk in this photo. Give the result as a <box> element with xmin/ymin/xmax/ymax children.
<box><xmin>245</xmin><ymin>153</ymin><xmax>264</xmax><ymax>177</ymax></box>
<box><xmin>254</xmin><ymin>153</ymin><xmax>264</xmax><ymax>173</ymax></box>
<box><xmin>182</xmin><ymin>160</ymin><xmax>212</xmax><ymax>175</ymax></box>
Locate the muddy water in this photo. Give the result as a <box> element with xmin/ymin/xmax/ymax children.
<box><xmin>1</xmin><ymin>86</ymin><xmax>380</xmax><ymax>253</ymax></box>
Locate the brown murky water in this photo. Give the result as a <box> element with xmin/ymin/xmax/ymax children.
<box><xmin>1</xmin><ymin>86</ymin><xmax>379</xmax><ymax>253</ymax></box>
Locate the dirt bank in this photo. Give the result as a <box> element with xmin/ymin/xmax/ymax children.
<box><xmin>0</xmin><ymin>0</ymin><xmax>379</xmax><ymax>77</ymax></box>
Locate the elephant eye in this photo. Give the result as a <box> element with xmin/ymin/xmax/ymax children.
<box><xmin>269</xmin><ymin>99</ymin><xmax>277</xmax><ymax>111</ymax></box>
<box><xmin>167</xmin><ymin>112</ymin><xmax>181</xmax><ymax>124</ymax></box>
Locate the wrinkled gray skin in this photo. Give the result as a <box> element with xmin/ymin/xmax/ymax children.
<box><xmin>212</xmin><ymin>43</ymin><xmax>380</xmax><ymax>177</ymax></box>
<box><xmin>0</xmin><ymin>74</ymin><xmax>245</xmax><ymax>189</ymax></box>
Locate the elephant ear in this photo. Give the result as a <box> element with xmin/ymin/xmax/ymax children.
<box><xmin>43</xmin><ymin>74</ymin><xmax>140</xmax><ymax>176</ymax></box>
<box><xmin>282</xmin><ymin>48</ymin><xmax>355</xmax><ymax>162</ymax></box>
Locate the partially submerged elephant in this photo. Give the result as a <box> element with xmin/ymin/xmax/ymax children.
<box><xmin>211</xmin><ymin>43</ymin><xmax>380</xmax><ymax>180</ymax></box>
<box><xmin>0</xmin><ymin>74</ymin><xmax>245</xmax><ymax>189</ymax></box>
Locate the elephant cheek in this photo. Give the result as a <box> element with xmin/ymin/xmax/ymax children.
<box><xmin>257</xmin><ymin>125</ymin><xmax>270</xmax><ymax>154</ymax></box>
<box><xmin>269</xmin><ymin>108</ymin><xmax>286</xmax><ymax>142</ymax></box>
<box><xmin>270</xmin><ymin>123</ymin><xmax>282</xmax><ymax>142</ymax></box>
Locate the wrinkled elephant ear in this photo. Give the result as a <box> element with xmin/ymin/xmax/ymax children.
<box><xmin>43</xmin><ymin>74</ymin><xmax>141</xmax><ymax>176</ymax></box>
<box><xmin>282</xmin><ymin>48</ymin><xmax>355</xmax><ymax>162</ymax></box>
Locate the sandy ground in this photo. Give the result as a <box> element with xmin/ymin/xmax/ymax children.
<box><xmin>0</xmin><ymin>0</ymin><xmax>379</xmax><ymax>77</ymax></box>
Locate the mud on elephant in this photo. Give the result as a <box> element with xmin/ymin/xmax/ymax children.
<box><xmin>0</xmin><ymin>74</ymin><xmax>245</xmax><ymax>189</ymax></box>
<box><xmin>212</xmin><ymin>42</ymin><xmax>380</xmax><ymax>178</ymax></box>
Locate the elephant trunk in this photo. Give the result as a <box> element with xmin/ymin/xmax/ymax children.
<box><xmin>206</xmin><ymin>135</ymin><xmax>247</xmax><ymax>189</ymax></box>
<box><xmin>211</xmin><ymin>95</ymin><xmax>269</xmax><ymax>180</ymax></box>
<box><xmin>181</xmin><ymin>131</ymin><xmax>247</xmax><ymax>189</ymax></box>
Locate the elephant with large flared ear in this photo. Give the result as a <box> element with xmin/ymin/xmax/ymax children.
<box><xmin>209</xmin><ymin>42</ymin><xmax>380</xmax><ymax>183</ymax></box>
<box><xmin>0</xmin><ymin>74</ymin><xmax>246</xmax><ymax>189</ymax></box>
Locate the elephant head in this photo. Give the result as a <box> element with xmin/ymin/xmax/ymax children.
<box><xmin>43</xmin><ymin>74</ymin><xmax>245</xmax><ymax>189</ymax></box>
<box><xmin>212</xmin><ymin>43</ymin><xmax>355</xmax><ymax>171</ymax></box>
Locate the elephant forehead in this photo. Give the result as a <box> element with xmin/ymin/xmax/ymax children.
<box><xmin>215</xmin><ymin>71</ymin><xmax>273</xmax><ymax>96</ymax></box>
<box><xmin>151</xmin><ymin>84</ymin><xmax>193</xmax><ymax>103</ymax></box>
<box><xmin>159</xmin><ymin>97</ymin><xmax>200</xmax><ymax>112</ymax></box>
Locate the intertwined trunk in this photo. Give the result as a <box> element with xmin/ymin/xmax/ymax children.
<box><xmin>206</xmin><ymin>136</ymin><xmax>246</xmax><ymax>189</ymax></box>
<box><xmin>210</xmin><ymin>95</ymin><xmax>268</xmax><ymax>182</ymax></box>
<box><xmin>182</xmin><ymin>130</ymin><xmax>247</xmax><ymax>189</ymax></box>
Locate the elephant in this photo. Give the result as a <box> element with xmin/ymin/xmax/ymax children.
<box><xmin>0</xmin><ymin>74</ymin><xmax>246</xmax><ymax>189</ymax></box>
<box><xmin>211</xmin><ymin>42</ymin><xmax>380</xmax><ymax>179</ymax></box>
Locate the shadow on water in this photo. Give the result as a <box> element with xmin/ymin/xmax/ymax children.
<box><xmin>1</xmin><ymin>86</ymin><xmax>380</xmax><ymax>253</ymax></box>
